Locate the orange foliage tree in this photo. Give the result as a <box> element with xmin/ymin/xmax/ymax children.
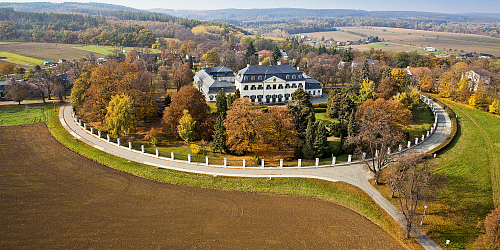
<box><xmin>162</xmin><ymin>86</ymin><xmax>213</xmax><ymax>140</ymax></box>
<box><xmin>357</xmin><ymin>98</ymin><xmax>412</xmax><ymax>132</ymax></box>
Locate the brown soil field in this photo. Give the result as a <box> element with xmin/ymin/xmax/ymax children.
<box><xmin>298</xmin><ymin>30</ymin><xmax>364</xmax><ymax>42</ymax></box>
<box><xmin>0</xmin><ymin>43</ymin><xmax>105</xmax><ymax>62</ymax></box>
<box><xmin>305</xmin><ymin>27</ymin><xmax>500</xmax><ymax>56</ymax></box>
<box><xmin>0</xmin><ymin>123</ymin><xmax>404</xmax><ymax>249</ymax></box>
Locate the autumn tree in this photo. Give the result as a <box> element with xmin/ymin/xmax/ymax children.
<box><xmin>258</xmin><ymin>106</ymin><xmax>299</xmax><ymax>152</ymax></box>
<box><xmin>105</xmin><ymin>94</ymin><xmax>137</xmax><ymax>137</ymax></box>
<box><xmin>162</xmin><ymin>86</ymin><xmax>213</xmax><ymax>140</ymax></box>
<box><xmin>474</xmin><ymin>206</ymin><xmax>500</xmax><ymax>250</ymax></box>
<box><xmin>224</xmin><ymin>98</ymin><xmax>262</xmax><ymax>155</ymax></box>
<box><xmin>391</xmin><ymin>68</ymin><xmax>407</xmax><ymax>87</ymax></box>
<box><xmin>377</xmin><ymin>77</ymin><xmax>399</xmax><ymax>100</ymax></box>
<box><xmin>387</xmin><ymin>153</ymin><xmax>444</xmax><ymax>238</ymax></box>
<box><xmin>349</xmin><ymin>120</ymin><xmax>404</xmax><ymax>184</ymax></box>
<box><xmin>202</xmin><ymin>50</ymin><xmax>219</xmax><ymax>67</ymax></box>
<box><xmin>327</xmin><ymin>89</ymin><xmax>356</xmax><ymax>119</ymax></box>
<box><xmin>489</xmin><ymin>100</ymin><xmax>500</xmax><ymax>115</ymax></box>
<box><xmin>394</xmin><ymin>88</ymin><xmax>421</xmax><ymax>114</ymax></box>
<box><xmin>353</xmin><ymin>78</ymin><xmax>377</xmax><ymax>105</ymax></box>
<box><xmin>419</xmin><ymin>74</ymin><xmax>435</xmax><ymax>92</ymax></box>
<box><xmin>0</xmin><ymin>62</ymin><xmax>16</xmax><ymax>77</ymax></box>
<box><xmin>357</xmin><ymin>98</ymin><xmax>412</xmax><ymax>132</ymax></box>
<box><xmin>178</xmin><ymin>110</ymin><xmax>196</xmax><ymax>142</ymax></box>
<box><xmin>157</xmin><ymin>65</ymin><xmax>169</xmax><ymax>91</ymax></box>
<box><xmin>172</xmin><ymin>62</ymin><xmax>193</xmax><ymax>91</ymax></box>
<box><xmin>6</xmin><ymin>79</ymin><xmax>30</xmax><ymax>104</ymax></box>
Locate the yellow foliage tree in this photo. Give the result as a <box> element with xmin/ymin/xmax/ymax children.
<box><xmin>105</xmin><ymin>94</ymin><xmax>137</xmax><ymax>137</ymax></box>
<box><xmin>201</xmin><ymin>50</ymin><xmax>219</xmax><ymax>67</ymax></box>
<box><xmin>489</xmin><ymin>100</ymin><xmax>500</xmax><ymax>115</ymax></box>
<box><xmin>391</xmin><ymin>68</ymin><xmax>406</xmax><ymax>87</ymax></box>
<box><xmin>177</xmin><ymin>109</ymin><xmax>196</xmax><ymax>143</ymax></box>
<box><xmin>419</xmin><ymin>74</ymin><xmax>435</xmax><ymax>92</ymax></box>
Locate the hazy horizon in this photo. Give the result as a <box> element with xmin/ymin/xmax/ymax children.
<box><xmin>0</xmin><ymin>0</ymin><xmax>499</xmax><ymax>14</ymax></box>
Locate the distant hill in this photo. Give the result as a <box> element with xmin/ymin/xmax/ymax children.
<box><xmin>460</xmin><ymin>13</ymin><xmax>500</xmax><ymax>19</ymax></box>
<box><xmin>149</xmin><ymin>8</ymin><xmax>500</xmax><ymax>22</ymax></box>
<box><xmin>0</xmin><ymin>2</ymin><xmax>142</xmax><ymax>12</ymax></box>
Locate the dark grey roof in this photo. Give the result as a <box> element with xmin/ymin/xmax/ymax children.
<box><xmin>204</xmin><ymin>66</ymin><xmax>235</xmax><ymax>77</ymax></box>
<box><xmin>304</xmin><ymin>76</ymin><xmax>322</xmax><ymax>90</ymax></box>
<box><xmin>194</xmin><ymin>69</ymin><xmax>236</xmax><ymax>96</ymax></box>
<box><xmin>236</xmin><ymin>64</ymin><xmax>303</xmax><ymax>82</ymax></box>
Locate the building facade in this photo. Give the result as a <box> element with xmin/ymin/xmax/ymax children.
<box><xmin>195</xmin><ymin>64</ymin><xmax>322</xmax><ymax>103</ymax></box>
<box><xmin>235</xmin><ymin>64</ymin><xmax>322</xmax><ymax>104</ymax></box>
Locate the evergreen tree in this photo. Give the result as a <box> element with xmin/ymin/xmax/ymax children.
<box><xmin>212</xmin><ymin>115</ymin><xmax>226</xmax><ymax>153</ymax></box>
<box><xmin>215</xmin><ymin>89</ymin><xmax>227</xmax><ymax>118</ymax></box>
<box><xmin>312</xmin><ymin>121</ymin><xmax>329</xmax><ymax>158</ymax></box>
<box><xmin>164</xmin><ymin>95</ymin><xmax>171</xmax><ymax>107</ymax></box>
<box><xmin>271</xmin><ymin>46</ymin><xmax>282</xmax><ymax>64</ymax></box>
<box><xmin>302</xmin><ymin>120</ymin><xmax>316</xmax><ymax>159</ymax></box>
<box><xmin>245</xmin><ymin>41</ymin><xmax>257</xmax><ymax>63</ymax></box>
<box><xmin>227</xmin><ymin>89</ymin><xmax>240</xmax><ymax>109</ymax></box>
<box><xmin>289</xmin><ymin>87</ymin><xmax>315</xmax><ymax>135</ymax></box>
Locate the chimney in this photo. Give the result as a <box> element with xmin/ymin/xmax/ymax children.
<box><xmin>277</xmin><ymin>61</ymin><xmax>281</xmax><ymax>65</ymax></box>
<box><xmin>259</xmin><ymin>62</ymin><xmax>262</xmax><ymax>65</ymax></box>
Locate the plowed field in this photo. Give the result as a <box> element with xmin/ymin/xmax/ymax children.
<box><xmin>0</xmin><ymin>123</ymin><xmax>403</xmax><ymax>249</ymax></box>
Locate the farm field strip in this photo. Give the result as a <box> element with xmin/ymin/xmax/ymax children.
<box><xmin>0</xmin><ymin>51</ymin><xmax>46</xmax><ymax>67</ymax></box>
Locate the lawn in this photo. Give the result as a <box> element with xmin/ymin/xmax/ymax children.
<box><xmin>0</xmin><ymin>51</ymin><xmax>46</xmax><ymax>67</ymax></box>
<box><xmin>0</xmin><ymin>42</ymin><xmax>19</xmax><ymax>45</ymax></box>
<box><xmin>407</xmin><ymin>103</ymin><xmax>434</xmax><ymax>139</ymax></box>
<box><xmin>0</xmin><ymin>106</ymin><xmax>46</xmax><ymax>126</ymax></box>
<box><xmin>375</xmin><ymin>97</ymin><xmax>498</xmax><ymax>249</ymax></box>
<box><xmin>315</xmin><ymin>112</ymin><xmax>337</xmax><ymax>125</ymax></box>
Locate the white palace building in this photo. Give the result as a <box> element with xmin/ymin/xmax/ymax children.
<box><xmin>195</xmin><ymin>63</ymin><xmax>323</xmax><ymax>103</ymax></box>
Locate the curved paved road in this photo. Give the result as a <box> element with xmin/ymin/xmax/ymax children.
<box><xmin>59</xmin><ymin>96</ymin><xmax>451</xmax><ymax>250</ymax></box>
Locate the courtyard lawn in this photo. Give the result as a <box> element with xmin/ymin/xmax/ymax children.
<box><xmin>315</xmin><ymin>112</ymin><xmax>337</xmax><ymax>125</ymax></box>
<box><xmin>0</xmin><ymin>52</ymin><xmax>46</xmax><ymax>67</ymax></box>
<box><xmin>407</xmin><ymin>103</ymin><xmax>434</xmax><ymax>139</ymax></box>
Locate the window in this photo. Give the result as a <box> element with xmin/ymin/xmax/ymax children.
<box><xmin>244</xmin><ymin>76</ymin><xmax>248</xmax><ymax>81</ymax></box>
<box><xmin>209</xmin><ymin>95</ymin><xmax>213</xmax><ymax>100</ymax></box>
<box><xmin>298</xmin><ymin>83</ymin><xmax>303</xmax><ymax>88</ymax></box>
<box><xmin>292</xmin><ymin>75</ymin><xmax>296</xmax><ymax>79</ymax></box>
<box><xmin>257</xmin><ymin>85</ymin><xmax>263</xmax><ymax>90</ymax></box>
<box><xmin>286</xmin><ymin>75</ymin><xmax>290</xmax><ymax>79</ymax></box>
<box><xmin>285</xmin><ymin>84</ymin><xmax>290</xmax><ymax>89</ymax></box>
<box><xmin>292</xmin><ymin>83</ymin><xmax>297</xmax><ymax>88</ymax></box>
<box><xmin>243</xmin><ymin>85</ymin><xmax>248</xmax><ymax>90</ymax></box>
<box><xmin>273</xmin><ymin>84</ymin><xmax>276</xmax><ymax>89</ymax></box>
<box><xmin>299</xmin><ymin>75</ymin><xmax>302</xmax><ymax>79</ymax></box>
<box><xmin>251</xmin><ymin>85</ymin><xmax>256</xmax><ymax>90</ymax></box>
<box><xmin>278</xmin><ymin>84</ymin><xmax>283</xmax><ymax>89</ymax></box>
<box><xmin>251</xmin><ymin>76</ymin><xmax>255</xmax><ymax>81</ymax></box>
<box><xmin>258</xmin><ymin>76</ymin><xmax>262</xmax><ymax>80</ymax></box>
<box><xmin>266</xmin><ymin>85</ymin><xmax>271</xmax><ymax>90</ymax></box>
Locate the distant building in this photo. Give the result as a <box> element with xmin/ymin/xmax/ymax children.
<box><xmin>0</xmin><ymin>80</ymin><xmax>11</xmax><ymax>99</ymax></box>
<box><xmin>423</xmin><ymin>47</ymin><xmax>436</xmax><ymax>52</ymax></box>
<box><xmin>463</xmin><ymin>69</ymin><xmax>492</xmax><ymax>91</ymax></box>
<box><xmin>194</xmin><ymin>66</ymin><xmax>236</xmax><ymax>102</ymax></box>
<box><xmin>480</xmin><ymin>53</ymin><xmax>493</xmax><ymax>59</ymax></box>
<box><xmin>406</xmin><ymin>66</ymin><xmax>432</xmax><ymax>84</ymax></box>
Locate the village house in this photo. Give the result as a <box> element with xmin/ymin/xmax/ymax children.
<box><xmin>406</xmin><ymin>66</ymin><xmax>432</xmax><ymax>84</ymax></box>
<box><xmin>463</xmin><ymin>69</ymin><xmax>492</xmax><ymax>92</ymax></box>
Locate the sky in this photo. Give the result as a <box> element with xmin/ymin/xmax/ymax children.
<box><xmin>2</xmin><ymin>0</ymin><xmax>500</xmax><ymax>14</ymax></box>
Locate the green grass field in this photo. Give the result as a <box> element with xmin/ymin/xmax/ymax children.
<box><xmin>0</xmin><ymin>52</ymin><xmax>46</xmax><ymax>67</ymax></box>
<box><xmin>0</xmin><ymin>42</ymin><xmax>19</xmax><ymax>45</ymax></box>
<box><xmin>315</xmin><ymin>112</ymin><xmax>338</xmax><ymax>125</ymax></box>
<box><xmin>405</xmin><ymin>97</ymin><xmax>498</xmax><ymax>249</ymax></box>
<box><xmin>0</xmin><ymin>107</ymin><xmax>46</xmax><ymax>126</ymax></box>
<box><xmin>38</xmin><ymin>104</ymin><xmax>417</xmax><ymax>247</ymax></box>
<box><xmin>408</xmin><ymin>103</ymin><xmax>434</xmax><ymax>139</ymax></box>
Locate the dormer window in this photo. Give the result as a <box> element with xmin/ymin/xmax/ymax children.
<box><xmin>251</xmin><ymin>76</ymin><xmax>255</xmax><ymax>81</ymax></box>
<box><xmin>286</xmin><ymin>75</ymin><xmax>290</xmax><ymax>79</ymax></box>
<box><xmin>292</xmin><ymin>75</ymin><xmax>296</xmax><ymax>79</ymax></box>
<box><xmin>299</xmin><ymin>75</ymin><xmax>302</xmax><ymax>79</ymax></box>
<box><xmin>258</xmin><ymin>76</ymin><xmax>262</xmax><ymax>80</ymax></box>
<box><xmin>244</xmin><ymin>76</ymin><xmax>248</xmax><ymax>81</ymax></box>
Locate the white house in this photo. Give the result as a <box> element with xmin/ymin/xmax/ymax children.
<box><xmin>424</xmin><ymin>47</ymin><xmax>436</xmax><ymax>52</ymax></box>
<box><xmin>194</xmin><ymin>66</ymin><xmax>236</xmax><ymax>102</ymax></box>
<box><xmin>235</xmin><ymin>63</ymin><xmax>322</xmax><ymax>104</ymax></box>
<box><xmin>463</xmin><ymin>69</ymin><xmax>492</xmax><ymax>92</ymax></box>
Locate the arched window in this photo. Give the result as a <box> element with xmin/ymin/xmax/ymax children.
<box><xmin>258</xmin><ymin>76</ymin><xmax>262</xmax><ymax>80</ymax></box>
<box><xmin>244</xmin><ymin>76</ymin><xmax>248</xmax><ymax>81</ymax></box>
<box><xmin>292</xmin><ymin>75</ymin><xmax>296</xmax><ymax>79</ymax></box>
<box><xmin>251</xmin><ymin>76</ymin><xmax>255</xmax><ymax>81</ymax></box>
<box><xmin>286</xmin><ymin>75</ymin><xmax>290</xmax><ymax>79</ymax></box>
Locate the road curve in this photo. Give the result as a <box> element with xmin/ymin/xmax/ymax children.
<box><xmin>59</xmin><ymin>97</ymin><xmax>452</xmax><ymax>250</ymax></box>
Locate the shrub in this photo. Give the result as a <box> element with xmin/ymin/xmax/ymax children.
<box><xmin>489</xmin><ymin>100</ymin><xmax>500</xmax><ymax>115</ymax></box>
<box><xmin>313</xmin><ymin>103</ymin><xmax>327</xmax><ymax>108</ymax></box>
<box><xmin>314</xmin><ymin>108</ymin><xmax>327</xmax><ymax>113</ymax></box>
<box><xmin>190</xmin><ymin>144</ymin><xmax>201</xmax><ymax>154</ymax></box>
<box><xmin>150</xmin><ymin>137</ymin><xmax>159</xmax><ymax>147</ymax></box>
<box><xmin>253</xmin><ymin>155</ymin><xmax>261</xmax><ymax>165</ymax></box>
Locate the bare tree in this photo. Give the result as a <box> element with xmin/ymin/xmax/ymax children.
<box><xmin>27</xmin><ymin>78</ymin><xmax>46</xmax><ymax>103</ymax></box>
<box><xmin>387</xmin><ymin>153</ymin><xmax>446</xmax><ymax>238</ymax></box>
<box><xmin>6</xmin><ymin>79</ymin><xmax>30</xmax><ymax>105</ymax></box>
<box><xmin>348</xmin><ymin>120</ymin><xmax>404</xmax><ymax>184</ymax></box>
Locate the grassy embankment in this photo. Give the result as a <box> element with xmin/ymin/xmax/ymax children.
<box><xmin>0</xmin><ymin>51</ymin><xmax>46</xmax><ymax>67</ymax></box>
<box><xmin>0</xmin><ymin>103</ymin><xmax>419</xmax><ymax>248</ymax></box>
<box><xmin>375</xmin><ymin>96</ymin><xmax>499</xmax><ymax>249</ymax></box>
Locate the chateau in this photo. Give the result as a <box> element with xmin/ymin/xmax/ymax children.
<box><xmin>195</xmin><ymin>64</ymin><xmax>323</xmax><ymax>103</ymax></box>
